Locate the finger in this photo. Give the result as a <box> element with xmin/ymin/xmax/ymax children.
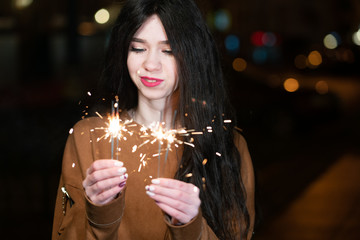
<box><xmin>91</xmin><ymin>183</ymin><xmax>124</xmax><ymax>205</ymax></box>
<box><xmin>146</xmin><ymin>190</ymin><xmax>196</xmax><ymax>213</ymax></box>
<box><xmin>151</xmin><ymin>178</ymin><xmax>200</xmax><ymax>196</ymax></box>
<box><xmin>84</xmin><ymin>166</ymin><xmax>127</xmax><ymax>187</ymax></box>
<box><xmin>146</xmin><ymin>184</ymin><xmax>196</xmax><ymax>205</ymax></box>
<box><xmin>155</xmin><ymin>200</ymin><xmax>197</xmax><ymax>224</ymax></box>
<box><xmin>151</xmin><ymin>178</ymin><xmax>199</xmax><ymax>195</ymax></box>
<box><xmin>87</xmin><ymin>160</ymin><xmax>123</xmax><ymax>175</ymax></box>
<box><xmin>86</xmin><ymin>173</ymin><xmax>128</xmax><ymax>197</ymax></box>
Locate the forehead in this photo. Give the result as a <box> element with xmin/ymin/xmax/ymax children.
<box><xmin>133</xmin><ymin>15</ymin><xmax>168</xmax><ymax>41</ymax></box>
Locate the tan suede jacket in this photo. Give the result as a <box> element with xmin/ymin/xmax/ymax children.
<box><xmin>52</xmin><ymin>116</ymin><xmax>220</xmax><ymax>239</ymax></box>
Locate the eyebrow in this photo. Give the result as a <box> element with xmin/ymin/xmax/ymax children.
<box><xmin>132</xmin><ymin>37</ymin><xmax>170</xmax><ymax>45</ymax></box>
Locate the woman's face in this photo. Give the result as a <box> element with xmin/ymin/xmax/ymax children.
<box><xmin>127</xmin><ymin>15</ymin><xmax>178</xmax><ymax>104</ymax></box>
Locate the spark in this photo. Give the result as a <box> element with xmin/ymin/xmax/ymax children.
<box><xmin>224</xmin><ymin>119</ymin><xmax>232</xmax><ymax>123</ymax></box>
<box><xmin>184</xmin><ymin>142</ymin><xmax>195</xmax><ymax>148</ymax></box>
<box><xmin>216</xmin><ymin>152</ymin><xmax>221</xmax><ymax>157</ymax></box>
<box><xmin>87</xmin><ymin>91</ymin><xmax>92</xmax><ymax>96</ymax></box>
<box><xmin>137</xmin><ymin>154</ymin><xmax>147</xmax><ymax>172</ymax></box>
<box><xmin>138</xmin><ymin>139</ymin><xmax>150</xmax><ymax>149</ymax></box>
<box><xmin>202</xmin><ymin>158</ymin><xmax>208</xmax><ymax>165</ymax></box>
<box><xmin>95</xmin><ymin>116</ymin><xmax>133</xmax><ymax>142</ymax></box>
<box><xmin>132</xmin><ymin>145</ymin><xmax>137</xmax><ymax>153</ymax></box>
<box><xmin>95</xmin><ymin>112</ymin><xmax>103</xmax><ymax>119</ymax></box>
<box><xmin>191</xmin><ymin>132</ymin><xmax>203</xmax><ymax>135</ymax></box>
<box><xmin>69</xmin><ymin>128</ymin><xmax>74</xmax><ymax>134</ymax></box>
<box><xmin>185</xmin><ymin>173</ymin><xmax>193</xmax><ymax>178</ymax></box>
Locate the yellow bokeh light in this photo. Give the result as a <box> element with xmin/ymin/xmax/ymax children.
<box><xmin>315</xmin><ymin>80</ymin><xmax>329</xmax><ymax>94</ymax></box>
<box><xmin>323</xmin><ymin>34</ymin><xmax>338</xmax><ymax>49</ymax></box>
<box><xmin>95</xmin><ymin>9</ymin><xmax>110</xmax><ymax>24</ymax></box>
<box><xmin>308</xmin><ymin>50</ymin><xmax>322</xmax><ymax>67</ymax></box>
<box><xmin>15</xmin><ymin>0</ymin><xmax>33</xmax><ymax>9</ymax></box>
<box><xmin>232</xmin><ymin>58</ymin><xmax>247</xmax><ymax>72</ymax></box>
<box><xmin>294</xmin><ymin>54</ymin><xmax>307</xmax><ymax>69</ymax></box>
<box><xmin>283</xmin><ymin>78</ymin><xmax>299</xmax><ymax>92</ymax></box>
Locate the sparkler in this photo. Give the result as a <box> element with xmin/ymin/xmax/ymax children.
<box><xmin>93</xmin><ymin>96</ymin><xmax>134</xmax><ymax>160</ymax></box>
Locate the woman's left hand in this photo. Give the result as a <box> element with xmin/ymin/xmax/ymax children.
<box><xmin>145</xmin><ymin>178</ymin><xmax>201</xmax><ymax>225</ymax></box>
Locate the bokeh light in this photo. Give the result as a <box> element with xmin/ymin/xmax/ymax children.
<box><xmin>214</xmin><ymin>9</ymin><xmax>231</xmax><ymax>31</ymax></box>
<box><xmin>352</xmin><ymin>30</ymin><xmax>360</xmax><ymax>46</ymax></box>
<box><xmin>251</xmin><ymin>31</ymin><xmax>265</xmax><ymax>46</ymax></box>
<box><xmin>14</xmin><ymin>0</ymin><xmax>33</xmax><ymax>9</ymax></box>
<box><xmin>225</xmin><ymin>35</ymin><xmax>240</xmax><ymax>54</ymax></box>
<box><xmin>251</xmin><ymin>31</ymin><xmax>278</xmax><ymax>47</ymax></box>
<box><xmin>315</xmin><ymin>80</ymin><xmax>329</xmax><ymax>94</ymax></box>
<box><xmin>95</xmin><ymin>9</ymin><xmax>110</xmax><ymax>24</ymax></box>
<box><xmin>232</xmin><ymin>58</ymin><xmax>247</xmax><ymax>72</ymax></box>
<box><xmin>283</xmin><ymin>78</ymin><xmax>299</xmax><ymax>92</ymax></box>
<box><xmin>263</xmin><ymin>32</ymin><xmax>277</xmax><ymax>47</ymax></box>
<box><xmin>323</xmin><ymin>33</ymin><xmax>339</xmax><ymax>49</ymax></box>
<box><xmin>307</xmin><ymin>50</ymin><xmax>322</xmax><ymax>67</ymax></box>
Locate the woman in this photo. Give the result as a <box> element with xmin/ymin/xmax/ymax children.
<box><xmin>52</xmin><ymin>0</ymin><xmax>255</xmax><ymax>239</ymax></box>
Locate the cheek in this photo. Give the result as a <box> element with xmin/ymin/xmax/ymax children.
<box><xmin>127</xmin><ymin>55</ymin><xmax>139</xmax><ymax>77</ymax></box>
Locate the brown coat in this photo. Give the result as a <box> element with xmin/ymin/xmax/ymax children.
<box><xmin>52</xmin><ymin>116</ymin><xmax>220</xmax><ymax>239</ymax></box>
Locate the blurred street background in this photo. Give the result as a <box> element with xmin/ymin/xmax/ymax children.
<box><xmin>1</xmin><ymin>0</ymin><xmax>359</xmax><ymax>239</ymax></box>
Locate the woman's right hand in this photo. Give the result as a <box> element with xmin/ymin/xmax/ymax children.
<box><xmin>82</xmin><ymin>160</ymin><xmax>128</xmax><ymax>205</ymax></box>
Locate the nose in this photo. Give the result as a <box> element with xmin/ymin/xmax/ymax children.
<box><xmin>143</xmin><ymin>51</ymin><xmax>161</xmax><ymax>72</ymax></box>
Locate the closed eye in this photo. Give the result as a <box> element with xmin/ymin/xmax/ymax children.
<box><xmin>163</xmin><ymin>49</ymin><xmax>173</xmax><ymax>55</ymax></box>
<box><xmin>130</xmin><ymin>47</ymin><xmax>146</xmax><ymax>53</ymax></box>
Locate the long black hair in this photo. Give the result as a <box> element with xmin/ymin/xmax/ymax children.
<box><xmin>98</xmin><ymin>0</ymin><xmax>250</xmax><ymax>238</ymax></box>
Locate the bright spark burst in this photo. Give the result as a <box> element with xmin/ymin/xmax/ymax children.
<box><xmin>94</xmin><ymin>114</ymin><xmax>134</xmax><ymax>142</ymax></box>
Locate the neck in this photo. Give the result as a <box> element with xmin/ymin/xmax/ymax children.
<box><xmin>133</xmin><ymin>91</ymin><xmax>179</xmax><ymax>129</ymax></box>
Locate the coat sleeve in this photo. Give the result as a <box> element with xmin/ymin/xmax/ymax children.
<box><xmin>52</xmin><ymin>120</ymin><xmax>125</xmax><ymax>240</ymax></box>
<box><xmin>165</xmin><ymin>210</ymin><xmax>219</xmax><ymax>240</ymax></box>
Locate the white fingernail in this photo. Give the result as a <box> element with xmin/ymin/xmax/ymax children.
<box><xmin>120</xmin><ymin>173</ymin><xmax>128</xmax><ymax>180</ymax></box>
<box><xmin>114</xmin><ymin>161</ymin><xmax>123</xmax><ymax>167</ymax></box>
<box><xmin>151</xmin><ymin>179</ymin><xmax>160</xmax><ymax>185</ymax></box>
<box><xmin>118</xmin><ymin>167</ymin><xmax>126</xmax><ymax>174</ymax></box>
<box><xmin>145</xmin><ymin>185</ymin><xmax>155</xmax><ymax>191</ymax></box>
<box><xmin>146</xmin><ymin>191</ymin><xmax>155</xmax><ymax>197</ymax></box>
